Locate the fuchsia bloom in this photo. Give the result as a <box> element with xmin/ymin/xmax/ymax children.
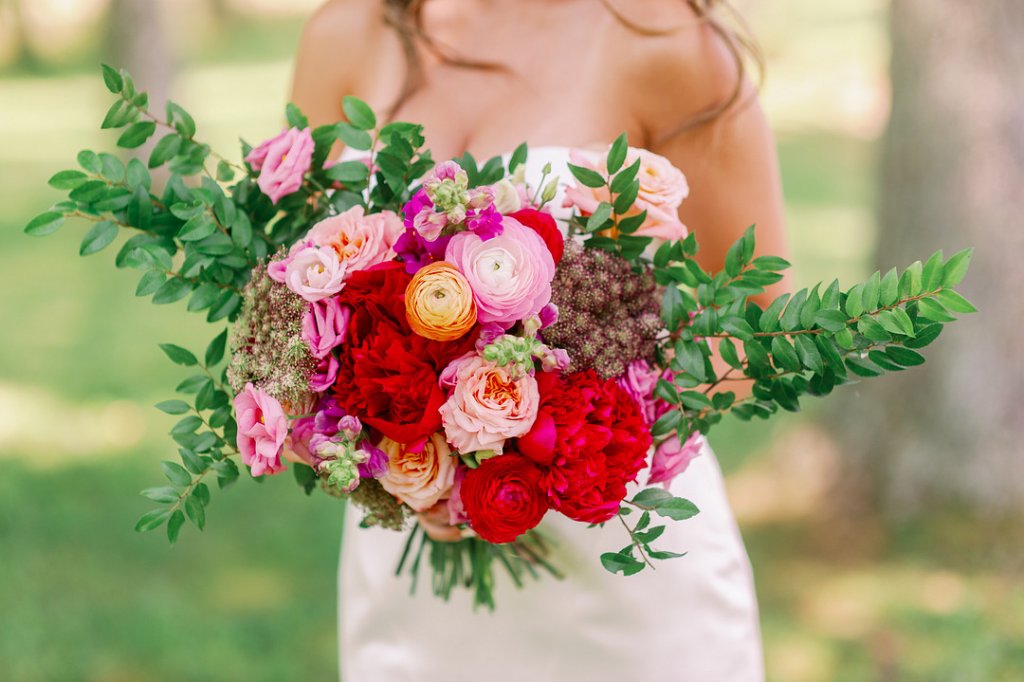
<box><xmin>302</xmin><ymin>297</ymin><xmax>350</xmax><ymax>359</ymax></box>
<box><xmin>245</xmin><ymin>127</ymin><xmax>314</xmax><ymax>204</ymax></box>
<box><xmin>445</xmin><ymin>216</ymin><xmax>555</xmax><ymax>328</ymax></box>
<box><xmin>234</xmin><ymin>383</ymin><xmax>288</xmax><ymax>476</ymax></box>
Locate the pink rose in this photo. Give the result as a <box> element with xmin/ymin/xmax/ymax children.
<box><xmin>648</xmin><ymin>432</ymin><xmax>705</xmax><ymax>489</ymax></box>
<box><xmin>618</xmin><ymin>359</ymin><xmax>670</xmax><ymax>425</ymax></box>
<box><xmin>379</xmin><ymin>433</ymin><xmax>456</xmax><ymax>512</ymax></box>
<box><xmin>267</xmin><ymin>239</ymin><xmax>312</xmax><ymax>284</ymax></box>
<box><xmin>309</xmin><ymin>354</ymin><xmax>339</xmax><ymax>392</ymax></box>
<box><xmin>233</xmin><ymin>383</ymin><xmax>288</xmax><ymax>476</ymax></box>
<box><xmin>439</xmin><ymin>353</ymin><xmax>540</xmax><ymax>454</ymax></box>
<box><xmin>284</xmin><ymin>245</ymin><xmax>346</xmax><ymax>302</ymax></box>
<box><xmin>305</xmin><ymin>206</ymin><xmax>404</xmax><ymax>273</ymax></box>
<box><xmin>302</xmin><ymin>297</ymin><xmax>350</xmax><ymax>359</ymax></box>
<box><xmin>245</xmin><ymin>127</ymin><xmax>314</xmax><ymax>204</ymax></box>
<box><xmin>445</xmin><ymin>216</ymin><xmax>555</xmax><ymax>328</ymax></box>
<box><xmin>562</xmin><ymin>147</ymin><xmax>689</xmax><ymax>242</ymax></box>
<box><xmin>447</xmin><ymin>464</ymin><xmax>470</xmax><ymax>525</ymax></box>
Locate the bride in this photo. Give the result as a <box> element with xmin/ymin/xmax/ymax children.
<box><xmin>291</xmin><ymin>1</ymin><xmax>789</xmax><ymax>679</ymax></box>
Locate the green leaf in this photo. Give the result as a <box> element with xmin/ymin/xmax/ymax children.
<box><xmin>586</xmin><ymin>201</ymin><xmax>613</xmax><ymax>232</ymax></box>
<box><xmin>79</xmin><ymin>220</ymin><xmax>118</xmax><ymax>256</ymax></box>
<box><xmin>166</xmin><ymin>101</ymin><xmax>196</xmax><ymax>138</ymax></box>
<box><xmin>857</xmin><ymin>316</ymin><xmax>891</xmax><ymax>342</ymax></box>
<box><xmin>152</xmin><ymin>278</ymin><xmax>192</xmax><ymax>305</ymax></box>
<box><xmin>885</xmin><ymin>346</ymin><xmax>926</xmax><ymax>367</ymax></box>
<box><xmin>342</xmin><ymin>96</ymin><xmax>376</xmax><ymax>130</ymax></box>
<box><xmin>661</xmin><ymin>285</ymin><xmax>685</xmax><ymax>331</ymax></box>
<box><xmin>159</xmin><ymin>343</ymin><xmax>198</xmax><ymax>366</ymax></box>
<box><xmin>149</xmin><ymin>134</ymin><xmax>182</xmax><ymax>168</ymax></box>
<box><xmin>846</xmin><ymin>356</ymin><xmax>883</xmax><ymax>377</ymax></box>
<box><xmin>719</xmin><ymin>337</ymin><xmax>743</xmax><ymax>370</ymax></box>
<box><xmin>166</xmin><ymin>510</ymin><xmax>185</xmax><ymax>543</ymax></box>
<box><xmin>648</xmin><ymin>550</ymin><xmax>687</xmax><ymax>560</ymax></box>
<box><xmin>654</xmin><ymin>378</ymin><xmax>680</xmax><ymax>405</ymax></box>
<box><xmin>794</xmin><ymin>334</ymin><xmax>824</xmax><ymax>374</ymax></box>
<box><xmin>917</xmin><ymin>297</ymin><xmax>957</xmax><ymax>323</ymax></box>
<box><xmin>154</xmin><ymin>400</ymin><xmax>190</xmax><ymax>415</ymax></box>
<box><xmin>49</xmin><ymin>169</ymin><xmax>89</xmax><ymax>190</ymax></box>
<box><xmin>813</xmin><ymin>309</ymin><xmax>848</xmax><ymax>333</ymax></box>
<box><xmin>650</xmin><ymin>409</ymin><xmax>681</xmax><ymax>438</ymax></box>
<box><xmin>798</xmin><ymin>286</ymin><xmax>821</xmax><ymax>329</ymax></box>
<box><xmin>567</xmin><ymin>163</ymin><xmax>606</xmax><ymax>189</ymax></box>
<box><xmin>653</xmin><ymin>497</ymin><xmax>700</xmax><ymax>521</ymax></box>
<box><xmin>117</xmin><ymin>121</ymin><xmax>157</xmax><ymax>149</ymax></box>
<box><xmin>100</xmin><ymin>99</ymin><xmax>133</xmax><ymax>129</ymax></box>
<box><xmin>844</xmin><ymin>284</ymin><xmax>865</xmax><ymax>318</ymax></box>
<box><xmin>904</xmin><ymin>323</ymin><xmax>943</xmax><ymax>349</ymax></box>
<box><xmin>24</xmin><ymin>211</ymin><xmax>65</xmax><ymax>237</ymax></box>
<box><xmin>205</xmin><ymin>329</ymin><xmax>228</xmax><ymax>366</ymax></box>
<box><xmin>743</xmin><ymin>339</ymin><xmax>771</xmax><ymax>375</ymax></box>
<box><xmin>336</xmin><ymin>122</ymin><xmax>372</xmax><ymax>150</ymax></box>
<box><xmin>178</xmin><ymin>214</ymin><xmax>217</xmax><ymax>241</ymax></box>
<box><xmin>508</xmin><ymin>143</ymin><xmax>528</xmax><ymax>172</ymax></box>
<box><xmin>134</xmin><ymin>508</ymin><xmax>171</xmax><ymax>532</ymax></box>
<box><xmin>941</xmin><ymin>248</ymin><xmax>973</xmax><ymax>287</ymax></box>
<box><xmin>922</xmin><ymin>250</ymin><xmax>945</xmax><ymax>291</ymax></box>
<box><xmin>101</xmin><ymin>64</ymin><xmax>123</xmax><ymax>93</ymax></box>
<box><xmin>180</xmin><ymin>449</ymin><xmax>207</xmax><ymax>475</ymax></box>
<box><xmin>326</xmin><ymin>160</ymin><xmax>371</xmax><ymax>184</ymax></box>
<box><xmin>877</xmin><ymin>308</ymin><xmax>916</xmax><ymax>337</ymax></box>
<box><xmin>285</xmin><ymin>102</ymin><xmax>310</xmax><ymax>129</ymax></box>
<box><xmin>186</xmin><ymin>284</ymin><xmax>219</xmax><ymax>312</ymax></box>
<box><xmin>935</xmin><ymin>289</ymin><xmax>977</xmax><ymax>313</ymax></box>
<box><xmin>612</xmin><ymin>179</ymin><xmax>639</xmax><ymax>216</ymax></box>
<box><xmin>161</xmin><ymin>460</ymin><xmax>192</xmax><ymax>487</ymax></box>
<box><xmin>679</xmin><ymin>391</ymin><xmax>713</xmax><ymax>410</ymax></box>
<box><xmin>141</xmin><ymin>486</ymin><xmax>179</xmax><ymax>503</ymax></box>
<box><xmin>770</xmin><ymin>336</ymin><xmax>802</xmax><ymax>372</ymax></box>
<box><xmin>632</xmin><ymin>487</ymin><xmax>674</xmax><ymax>507</ymax></box>
<box><xmin>751</xmin><ymin>255</ymin><xmax>790</xmax><ymax>271</ymax></box>
<box><xmin>724</xmin><ymin>238</ymin><xmax>744</xmax><ymax>277</ymax></box>
<box><xmin>721</xmin><ymin>316</ymin><xmax>754</xmax><ymax>341</ymax></box>
<box><xmin>862</xmin><ymin>271</ymin><xmax>881</xmax><ymax>311</ymax></box>
<box><xmin>676</xmin><ymin>340</ymin><xmax>708</xmax><ymax>382</ymax></box>
<box><xmin>601</xmin><ymin>551</ymin><xmax>645</xmax><ymax>576</ymax></box>
<box><xmin>900</xmin><ymin>261</ymin><xmax>923</xmax><ymax>298</ymax></box>
<box><xmin>879</xmin><ymin>268</ymin><xmax>899</xmax><ymax>307</ymax></box>
<box><xmin>606</xmin><ymin>133</ymin><xmax>628</xmax><ymax>174</ymax></box>
<box><xmin>780</xmin><ymin>289</ymin><xmax>808</xmax><ymax>331</ymax></box>
<box><xmin>185</xmin><ymin>494</ymin><xmax>206</xmax><ymax>530</ymax></box>
<box><xmin>758</xmin><ymin>293</ymin><xmax>790</xmax><ymax>333</ymax></box>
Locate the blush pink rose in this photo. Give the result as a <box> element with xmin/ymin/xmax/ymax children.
<box><xmin>648</xmin><ymin>432</ymin><xmax>705</xmax><ymax>489</ymax></box>
<box><xmin>284</xmin><ymin>245</ymin><xmax>347</xmax><ymax>302</ymax></box>
<box><xmin>233</xmin><ymin>383</ymin><xmax>288</xmax><ymax>476</ymax></box>
<box><xmin>302</xmin><ymin>297</ymin><xmax>350</xmax><ymax>359</ymax></box>
<box><xmin>439</xmin><ymin>353</ymin><xmax>540</xmax><ymax>455</ymax></box>
<box><xmin>379</xmin><ymin>433</ymin><xmax>456</xmax><ymax>512</ymax></box>
<box><xmin>245</xmin><ymin>127</ymin><xmax>314</xmax><ymax>204</ymax></box>
<box><xmin>305</xmin><ymin>206</ymin><xmax>404</xmax><ymax>274</ymax></box>
<box><xmin>562</xmin><ymin>147</ymin><xmax>689</xmax><ymax>242</ymax></box>
<box><xmin>445</xmin><ymin>216</ymin><xmax>555</xmax><ymax>328</ymax></box>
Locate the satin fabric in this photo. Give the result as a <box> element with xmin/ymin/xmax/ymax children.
<box><xmin>336</xmin><ymin>147</ymin><xmax>765</xmax><ymax>681</ymax></box>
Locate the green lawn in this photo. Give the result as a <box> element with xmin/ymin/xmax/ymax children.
<box><xmin>2</xmin><ymin>6</ymin><xmax>1022</xmax><ymax>680</ymax></box>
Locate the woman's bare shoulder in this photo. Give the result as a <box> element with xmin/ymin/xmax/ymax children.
<box><xmin>601</xmin><ymin>0</ymin><xmax>743</xmax><ymax>136</ymax></box>
<box><xmin>299</xmin><ymin>0</ymin><xmax>385</xmax><ymax>58</ymax></box>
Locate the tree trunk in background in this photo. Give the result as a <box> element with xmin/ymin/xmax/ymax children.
<box><xmin>106</xmin><ymin>0</ymin><xmax>175</xmax><ymax>125</ymax></box>
<box><xmin>835</xmin><ymin>1</ymin><xmax>1024</xmax><ymax>516</ymax></box>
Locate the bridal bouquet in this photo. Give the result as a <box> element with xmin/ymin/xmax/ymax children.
<box><xmin>27</xmin><ymin>66</ymin><xmax>976</xmax><ymax>609</ymax></box>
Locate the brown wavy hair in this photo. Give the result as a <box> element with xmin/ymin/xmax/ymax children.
<box><xmin>380</xmin><ymin>0</ymin><xmax>762</xmax><ymax>142</ymax></box>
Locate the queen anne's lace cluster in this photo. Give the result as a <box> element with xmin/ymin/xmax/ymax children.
<box><xmin>227</xmin><ymin>263</ymin><xmax>317</xmax><ymax>410</ymax></box>
<box><xmin>541</xmin><ymin>241</ymin><xmax>662</xmax><ymax>379</ymax></box>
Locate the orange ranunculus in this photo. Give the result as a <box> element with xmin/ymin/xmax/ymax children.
<box><xmin>404</xmin><ymin>262</ymin><xmax>477</xmax><ymax>341</ymax></box>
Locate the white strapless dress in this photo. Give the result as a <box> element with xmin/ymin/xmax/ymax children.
<box><xmin>337</xmin><ymin>147</ymin><xmax>764</xmax><ymax>682</ymax></box>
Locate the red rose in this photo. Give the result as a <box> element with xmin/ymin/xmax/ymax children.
<box><xmin>461</xmin><ymin>454</ymin><xmax>548</xmax><ymax>543</ymax></box>
<box><xmin>524</xmin><ymin>370</ymin><xmax>651</xmax><ymax>524</ymax></box>
<box><xmin>510</xmin><ymin>208</ymin><xmax>564</xmax><ymax>264</ymax></box>
<box><xmin>333</xmin><ymin>263</ymin><xmax>477</xmax><ymax>444</ymax></box>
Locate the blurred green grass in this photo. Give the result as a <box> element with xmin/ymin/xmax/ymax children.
<box><xmin>1</xmin><ymin>4</ymin><xmax>1022</xmax><ymax>681</ymax></box>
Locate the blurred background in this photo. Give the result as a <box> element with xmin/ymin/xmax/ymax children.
<box><xmin>1</xmin><ymin>0</ymin><xmax>1021</xmax><ymax>680</ymax></box>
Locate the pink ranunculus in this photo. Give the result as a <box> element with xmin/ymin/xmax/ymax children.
<box><xmin>618</xmin><ymin>359</ymin><xmax>668</xmax><ymax>425</ymax></box>
<box><xmin>648</xmin><ymin>432</ymin><xmax>705</xmax><ymax>489</ymax></box>
<box><xmin>284</xmin><ymin>245</ymin><xmax>346</xmax><ymax>302</ymax></box>
<box><xmin>305</xmin><ymin>206</ymin><xmax>404</xmax><ymax>274</ymax></box>
<box><xmin>309</xmin><ymin>354</ymin><xmax>339</xmax><ymax>392</ymax></box>
<box><xmin>302</xmin><ymin>297</ymin><xmax>350</xmax><ymax>359</ymax></box>
<box><xmin>445</xmin><ymin>216</ymin><xmax>555</xmax><ymax>328</ymax></box>
<box><xmin>245</xmin><ymin>127</ymin><xmax>314</xmax><ymax>204</ymax></box>
<box><xmin>439</xmin><ymin>353</ymin><xmax>540</xmax><ymax>455</ymax></box>
<box><xmin>233</xmin><ymin>383</ymin><xmax>289</xmax><ymax>476</ymax></box>
<box><xmin>562</xmin><ymin>147</ymin><xmax>690</xmax><ymax>242</ymax></box>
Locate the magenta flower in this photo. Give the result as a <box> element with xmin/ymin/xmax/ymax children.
<box><xmin>234</xmin><ymin>383</ymin><xmax>288</xmax><ymax>476</ymax></box>
<box><xmin>309</xmin><ymin>354</ymin><xmax>339</xmax><ymax>392</ymax></box>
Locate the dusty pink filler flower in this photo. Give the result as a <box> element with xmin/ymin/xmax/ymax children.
<box><xmin>234</xmin><ymin>382</ymin><xmax>289</xmax><ymax>476</ymax></box>
<box><xmin>245</xmin><ymin>127</ymin><xmax>314</xmax><ymax>204</ymax></box>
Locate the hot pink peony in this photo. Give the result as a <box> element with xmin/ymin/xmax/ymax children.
<box><xmin>233</xmin><ymin>383</ymin><xmax>288</xmax><ymax>476</ymax></box>
<box><xmin>445</xmin><ymin>216</ymin><xmax>555</xmax><ymax>328</ymax></box>
<box><xmin>284</xmin><ymin>245</ymin><xmax>346</xmax><ymax>302</ymax></box>
<box><xmin>439</xmin><ymin>353</ymin><xmax>540</xmax><ymax>455</ymax></box>
<box><xmin>245</xmin><ymin>127</ymin><xmax>314</xmax><ymax>204</ymax></box>
<box><xmin>305</xmin><ymin>206</ymin><xmax>404</xmax><ymax>273</ymax></box>
<box><xmin>648</xmin><ymin>432</ymin><xmax>705</xmax><ymax>489</ymax></box>
<box><xmin>302</xmin><ymin>297</ymin><xmax>350</xmax><ymax>359</ymax></box>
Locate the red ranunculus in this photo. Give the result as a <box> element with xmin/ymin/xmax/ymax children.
<box><xmin>333</xmin><ymin>262</ymin><xmax>477</xmax><ymax>444</ymax></box>
<box><xmin>522</xmin><ymin>370</ymin><xmax>651</xmax><ymax>524</ymax></box>
<box><xmin>509</xmin><ymin>208</ymin><xmax>564</xmax><ymax>264</ymax></box>
<box><xmin>461</xmin><ymin>453</ymin><xmax>548</xmax><ymax>543</ymax></box>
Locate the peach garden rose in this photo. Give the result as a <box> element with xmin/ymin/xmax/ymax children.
<box><xmin>378</xmin><ymin>432</ymin><xmax>456</xmax><ymax>512</ymax></box>
<box><xmin>306</xmin><ymin>206</ymin><xmax>404</xmax><ymax>274</ymax></box>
